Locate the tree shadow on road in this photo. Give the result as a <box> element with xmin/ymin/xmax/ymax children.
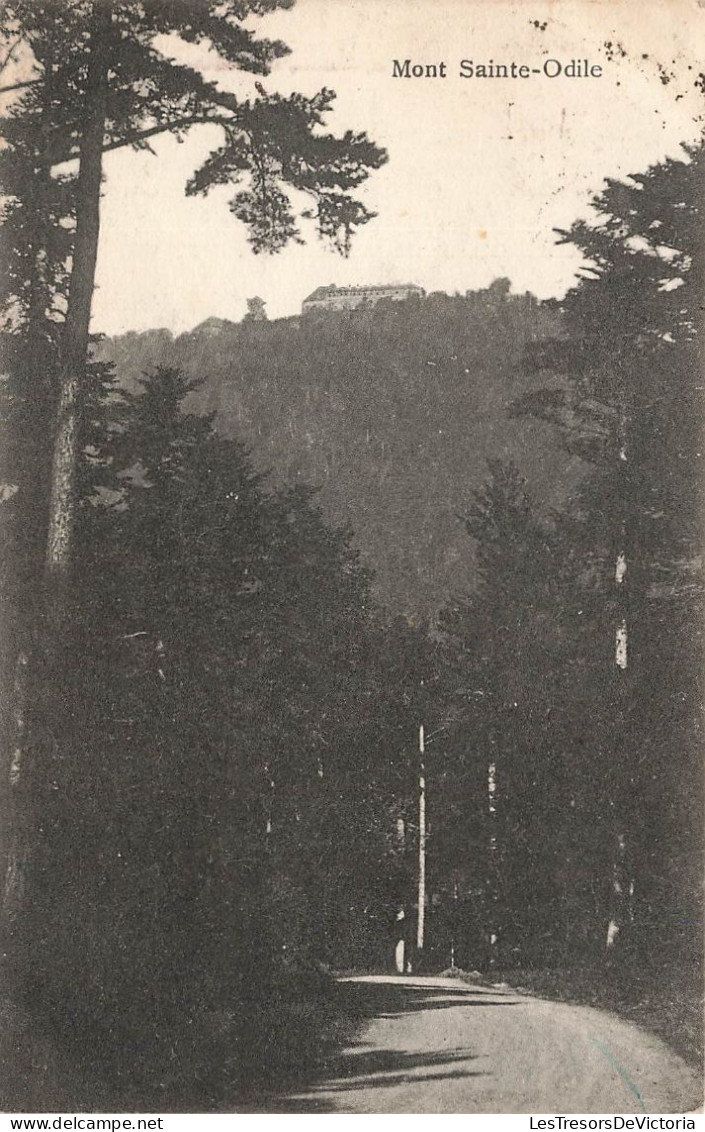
<box><xmin>308</xmin><ymin>1043</ymin><xmax>484</xmax><ymax>1091</ymax></box>
<box><xmin>240</xmin><ymin>978</ymin><xmax>518</xmax><ymax>1112</ymax></box>
<box><xmin>338</xmin><ymin>977</ymin><xmax>522</xmax><ymax>1020</ymax></box>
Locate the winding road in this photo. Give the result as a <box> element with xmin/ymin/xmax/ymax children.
<box><xmin>278</xmin><ymin>975</ymin><xmax>702</xmax><ymax>1114</ymax></box>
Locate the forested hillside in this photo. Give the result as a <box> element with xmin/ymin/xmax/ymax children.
<box><xmin>96</xmin><ymin>285</ymin><xmax>578</xmax><ymax>620</ymax></box>
<box><xmin>0</xmin><ymin>0</ymin><xmax>701</xmax><ymax>1106</ymax></box>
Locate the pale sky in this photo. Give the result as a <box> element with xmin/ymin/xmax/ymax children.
<box><xmin>91</xmin><ymin>0</ymin><xmax>705</xmax><ymax>335</ymax></box>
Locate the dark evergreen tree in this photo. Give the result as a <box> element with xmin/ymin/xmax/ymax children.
<box><xmin>438</xmin><ymin>461</ymin><xmax>614</xmax><ymax>967</ymax></box>
<box><xmin>19</xmin><ymin>364</ymin><xmax>424</xmax><ymax>1104</ymax></box>
<box><xmin>513</xmin><ymin>144</ymin><xmax>704</xmax><ymax>968</ymax></box>
<box><xmin>0</xmin><ymin>3</ymin><xmax>387</xmax><ymax>1037</ymax></box>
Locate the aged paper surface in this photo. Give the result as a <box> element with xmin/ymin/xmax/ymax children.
<box><xmin>0</xmin><ymin>0</ymin><xmax>703</xmax><ymax>1116</ymax></box>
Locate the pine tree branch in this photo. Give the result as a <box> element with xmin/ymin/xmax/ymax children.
<box><xmin>100</xmin><ymin>113</ymin><xmax>231</xmax><ymax>155</ymax></box>
<box><xmin>0</xmin><ymin>77</ymin><xmax>39</xmax><ymax>94</ymax></box>
<box><xmin>45</xmin><ymin>114</ymin><xmax>234</xmax><ymax>168</ymax></box>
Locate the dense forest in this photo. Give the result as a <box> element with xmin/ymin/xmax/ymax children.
<box><xmin>0</xmin><ymin>0</ymin><xmax>703</xmax><ymax>1112</ymax></box>
<box><xmin>96</xmin><ymin>284</ymin><xmax>577</xmax><ymax>620</ymax></box>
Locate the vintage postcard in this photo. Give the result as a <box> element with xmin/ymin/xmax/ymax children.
<box><xmin>0</xmin><ymin>0</ymin><xmax>703</xmax><ymax>1117</ymax></box>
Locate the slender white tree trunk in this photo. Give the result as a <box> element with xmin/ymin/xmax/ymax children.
<box><xmin>488</xmin><ymin>758</ymin><xmax>498</xmax><ymax>960</ymax></box>
<box><xmin>606</xmin><ymin>399</ymin><xmax>634</xmax><ymax>951</ymax></box>
<box><xmin>395</xmin><ymin>817</ymin><xmax>406</xmax><ymax>972</ymax></box>
<box><xmin>416</xmin><ymin>725</ymin><xmax>426</xmax><ymax>954</ymax></box>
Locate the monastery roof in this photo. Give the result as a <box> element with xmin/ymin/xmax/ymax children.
<box><xmin>302</xmin><ymin>283</ymin><xmax>424</xmax><ymax>302</ymax></box>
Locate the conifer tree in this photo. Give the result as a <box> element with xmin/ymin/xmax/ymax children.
<box><xmin>439</xmin><ymin>461</ymin><xmax>602</xmax><ymax>964</ymax></box>
<box><xmin>0</xmin><ymin>0</ymin><xmax>386</xmax><ymax>988</ymax></box>
<box><xmin>514</xmin><ymin>144</ymin><xmax>704</xmax><ymax>962</ymax></box>
<box><xmin>1</xmin><ymin>0</ymin><xmax>387</xmax><ymax>578</ymax></box>
<box><xmin>22</xmin><ymin>363</ymin><xmax>423</xmax><ymax>1100</ymax></box>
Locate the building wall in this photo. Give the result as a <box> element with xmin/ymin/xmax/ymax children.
<box><xmin>302</xmin><ymin>285</ymin><xmax>424</xmax><ymax>313</ymax></box>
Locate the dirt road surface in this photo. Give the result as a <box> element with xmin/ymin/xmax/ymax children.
<box><xmin>279</xmin><ymin>975</ymin><xmax>702</xmax><ymax>1114</ymax></box>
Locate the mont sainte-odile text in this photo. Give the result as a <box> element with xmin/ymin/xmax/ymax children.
<box><xmin>392</xmin><ymin>58</ymin><xmax>603</xmax><ymax>79</ymax></box>
<box><xmin>529</xmin><ymin>1120</ymin><xmax>695</xmax><ymax>1130</ymax></box>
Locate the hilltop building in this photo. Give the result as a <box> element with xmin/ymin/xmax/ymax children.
<box><xmin>301</xmin><ymin>282</ymin><xmax>425</xmax><ymax>314</ymax></box>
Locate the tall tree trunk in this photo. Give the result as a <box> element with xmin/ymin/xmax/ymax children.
<box><xmin>1</xmin><ymin>24</ymin><xmax>61</xmax><ymax>932</ymax></box>
<box><xmin>487</xmin><ymin>756</ymin><xmax>498</xmax><ymax>964</ymax></box>
<box><xmin>21</xmin><ymin>75</ymin><xmax>60</xmax><ymax>575</ymax></box>
<box><xmin>605</xmin><ymin>389</ymin><xmax>634</xmax><ymax>953</ymax></box>
<box><xmin>416</xmin><ymin>725</ymin><xmax>426</xmax><ymax>958</ymax></box>
<box><xmin>1</xmin><ymin>650</ymin><xmax>29</xmax><ymax>928</ymax></box>
<box><xmin>1</xmin><ymin>1</ymin><xmax>112</xmax><ymax>983</ymax></box>
<box><xmin>45</xmin><ymin>0</ymin><xmax>111</xmax><ymax>581</ymax></box>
